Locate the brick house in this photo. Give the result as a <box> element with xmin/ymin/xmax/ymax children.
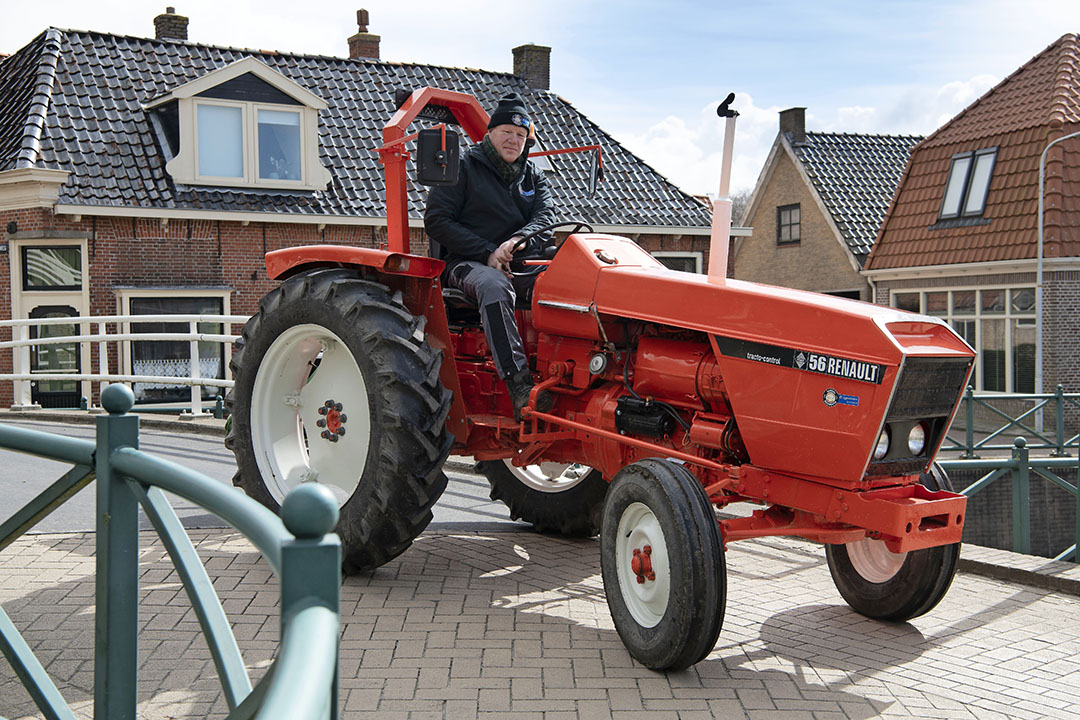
<box><xmin>865</xmin><ymin>33</ymin><xmax>1080</xmax><ymax>394</ymax></box>
<box><xmin>736</xmin><ymin>108</ymin><xmax>921</xmax><ymax>300</ymax></box>
<box><xmin>0</xmin><ymin>9</ymin><xmax>712</xmax><ymax>408</ymax></box>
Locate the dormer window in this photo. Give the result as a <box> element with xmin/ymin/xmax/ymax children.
<box><xmin>146</xmin><ymin>57</ymin><xmax>331</xmax><ymax>191</ymax></box>
<box><xmin>939</xmin><ymin>147</ymin><xmax>997</xmax><ymax>219</ymax></box>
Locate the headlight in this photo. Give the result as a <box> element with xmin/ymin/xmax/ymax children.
<box><xmin>874</xmin><ymin>428</ymin><xmax>890</xmax><ymax>460</ymax></box>
<box><xmin>908</xmin><ymin>423</ymin><xmax>927</xmax><ymax>455</ymax></box>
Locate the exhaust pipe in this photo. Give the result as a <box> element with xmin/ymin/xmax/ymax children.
<box><xmin>708</xmin><ymin>93</ymin><xmax>739</xmax><ymax>282</ymax></box>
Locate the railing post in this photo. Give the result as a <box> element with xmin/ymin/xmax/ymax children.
<box><xmin>962</xmin><ymin>386</ymin><xmax>978</xmax><ymax>459</ymax></box>
<box><xmin>1052</xmin><ymin>384</ymin><xmax>1069</xmax><ymax>457</ymax></box>
<box><xmin>94</xmin><ymin>384</ymin><xmax>141</xmax><ymax>720</ymax></box>
<box><xmin>1011</xmin><ymin>437</ymin><xmax>1031</xmax><ymax>556</ymax></box>
<box><xmin>278</xmin><ymin>485</ymin><xmax>341</xmax><ymax>720</ymax></box>
<box><xmin>188</xmin><ymin>320</ymin><xmax>203</xmax><ymax>416</ymax></box>
<box><xmin>98</xmin><ymin>321</ymin><xmax>110</xmax><ymax>400</ymax></box>
<box><xmin>1075</xmin><ymin>451</ymin><xmax>1080</xmax><ymax>564</ymax></box>
<box><xmin>14</xmin><ymin>324</ymin><xmax>32</xmax><ymax>408</ymax></box>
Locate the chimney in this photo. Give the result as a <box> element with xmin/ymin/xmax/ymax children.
<box><xmin>154</xmin><ymin>7</ymin><xmax>189</xmax><ymax>41</ymax></box>
<box><xmin>513</xmin><ymin>44</ymin><xmax>551</xmax><ymax>90</ymax></box>
<box><xmin>348</xmin><ymin>9</ymin><xmax>380</xmax><ymax>60</ymax></box>
<box><xmin>779</xmin><ymin>107</ymin><xmax>806</xmax><ymax>144</ymax></box>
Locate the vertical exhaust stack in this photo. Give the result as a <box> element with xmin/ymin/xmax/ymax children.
<box><xmin>708</xmin><ymin>93</ymin><xmax>739</xmax><ymax>282</ymax></box>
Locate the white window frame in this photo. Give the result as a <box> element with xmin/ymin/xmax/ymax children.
<box><xmin>114</xmin><ymin>288</ymin><xmax>234</xmax><ymax>383</ymax></box>
<box><xmin>149</xmin><ymin>57</ymin><xmax>331</xmax><ymax>191</ymax></box>
<box><xmin>652</xmin><ymin>251</ymin><xmax>703</xmax><ymax>274</ymax></box>
<box><xmin>890</xmin><ymin>285</ymin><xmax>1036</xmax><ymax>393</ymax></box>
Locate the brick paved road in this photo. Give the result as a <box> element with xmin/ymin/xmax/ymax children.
<box><xmin>0</xmin><ymin>529</ymin><xmax>1078</xmax><ymax>719</ymax></box>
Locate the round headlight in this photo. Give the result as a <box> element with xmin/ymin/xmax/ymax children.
<box><xmin>874</xmin><ymin>428</ymin><xmax>890</xmax><ymax>460</ymax></box>
<box><xmin>908</xmin><ymin>423</ymin><xmax>927</xmax><ymax>455</ymax></box>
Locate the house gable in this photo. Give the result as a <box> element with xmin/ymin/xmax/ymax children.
<box><xmin>867</xmin><ymin>33</ymin><xmax>1080</xmax><ymax>271</ymax></box>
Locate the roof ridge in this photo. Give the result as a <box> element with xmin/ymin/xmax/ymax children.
<box><xmin>14</xmin><ymin>28</ymin><xmax>62</xmax><ymax>169</ymax></box>
<box><xmin>1049</xmin><ymin>33</ymin><xmax>1080</xmax><ymax>127</ymax></box>
<box><xmin>922</xmin><ymin>32</ymin><xmax>1078</xmax><ymax>145</ymax></box>
<box><xmin>805</xmin><ymin>130</ymin><xmax>925</xmax><ymax>141</ymax></box>
<box><xmin>56</xmin><ymin>26</ymin><xmax>520</xmax><ymax>80</ymax></box>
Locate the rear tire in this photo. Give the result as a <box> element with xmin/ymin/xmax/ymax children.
<box><xmin>226</xmin><ymin>269</ymin><xmax>453</xmax><ymax>573</ymax></box>
<box><xmin>600</xmin><ymin>459</ymin><xmax>725</xmax><ymax>671</ymax></box>
<box><xmin>479</xmin><ymin>460</ymin><xmax>608</xmax><ymax>536</ymax></box>
<box><xmin>825</xmin><ymin>463</ymin><xmax>960</xmax><ymax>621</ymax></box>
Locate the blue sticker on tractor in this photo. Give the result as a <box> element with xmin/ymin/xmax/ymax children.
<box><xmin>837</xmin><ymin>393</ymin><xmax>859</xmax><ymax>406</ymax></box>
<box><xmin>713</xmin><ymin>336</ymin><xmax>886</xmax><ymax>385</ymax></box>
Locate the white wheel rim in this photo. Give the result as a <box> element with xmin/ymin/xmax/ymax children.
<box><xmin>614</xmin><ymin>502</ymin><xmax>670</xmax><ymax>628</ymax></box>
<box><xmin>504</xmin><ymin>460</ymin><xmax>590</xmax><ymax>493</ymax></box>
<box><xmin>846</xmin><ymin>537</ymin><xmax>908</xmax><ymax>583</ymax></box>
<box><xmin>250</xmin><ymin>324</ymin><xmax>370</xmax><ymax>508</ymax></box>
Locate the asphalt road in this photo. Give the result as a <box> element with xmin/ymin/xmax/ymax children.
<box><xmin>0</xmin><ymin>418</ymin><xmax>521</xmax><ymax>535</ymax></box>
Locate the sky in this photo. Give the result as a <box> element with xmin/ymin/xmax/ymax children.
<box><xmin>2</xmin><ymin>0</ymin><xmax>1078</xmax><ymax>196</ymax></box>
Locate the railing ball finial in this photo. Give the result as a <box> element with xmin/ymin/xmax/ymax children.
<box><xmin>100</xmin><ymin>383</ymin><xmax>135</xmax><ymax>415</ymax></box>
<box><xmin>282</xmin><ymin>484</ymin><xmax>339</xmax><ymax>539</ymax></box>
<box><xmin>1014</xmin><ymin>436</ymin><xmax>1027</xmax><ymax>448</ymax></box>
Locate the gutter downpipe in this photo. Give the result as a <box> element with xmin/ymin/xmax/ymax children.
<box><xmin>1036</xmin><ymin>130</ymin><xmax>1080</xmax><ymax>401</ymax></box>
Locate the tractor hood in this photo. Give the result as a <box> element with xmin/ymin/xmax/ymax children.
<box><xmin>533</xmin><ymin>233</ymin><xmax>974</xmax><ymax>483</ymax></box>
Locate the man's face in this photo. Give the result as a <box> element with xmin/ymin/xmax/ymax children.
<box><xmin>488</xmin><ymin>124</ymin><xmax>528</xmax><ymax>163</ymax></box>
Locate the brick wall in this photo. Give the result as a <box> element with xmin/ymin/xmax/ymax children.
<box><xmin>736</xmin><ymin>150</ymin><xmax>868</xmax><ymax>299</ymax></box>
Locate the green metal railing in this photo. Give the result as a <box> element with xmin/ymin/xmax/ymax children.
<box><xmin>941</xmin><ymin>436</ymin><xmax>1079</xmax><ymax>563</ymax></box>
<box><xmin>0</xmin><ymin>384</ymin><xmax>340</xmax><ymax>719</ymax></box>
<box><xmin>943</xmin><ymin>385</ymin><xmax>1080</xmax><ymax>458</ymax></box>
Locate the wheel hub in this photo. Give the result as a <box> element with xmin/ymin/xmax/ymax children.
<box><xmin>316</xmin><ymin>399</ymin><xmax>348</xmax><ymax>442</ymax></box>
<box><xmin>631</xmin><ymin>545</ymin><xmax>655</xmax><ymax>583</ymax></box>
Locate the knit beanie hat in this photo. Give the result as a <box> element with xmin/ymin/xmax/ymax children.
<box><xmin>487</xmin><ymin>93</ymin><xmax>531</xmax><ymax>130</ymax></box>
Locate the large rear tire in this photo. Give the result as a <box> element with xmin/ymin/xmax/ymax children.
<box><xmin>226</xmin><ymin>269</ymin><xmax>453</xmax><ymax>573</ymax></box>
<box><xmin>825</xmin><ymin>463</ymin><xmax>960</xmax><ymax>621</ymax></box>
<box><xmin>600</xmin><ymin>459</ymin><xmax>725</xmax><ymax>671</ymax></box>
<box><xmin>478</xmin><ymin>460</ymin><xmax>608</xmax><ymax>536</ymax></box>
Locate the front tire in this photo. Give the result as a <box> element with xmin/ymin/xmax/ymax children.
<box><xmin>479</xmin><ymin>460</ymin><xmax>608</xmax><ymax>536</ymax></box>
<box><xmin>600</xmin><ymin>459</ymin><xmax>725</xmax><ymax>671</ymax></box>
<box><xmin>226</xmin><ymin>269</ymin><xmax>453</xmax><ymax>573</ymax></box>
<box><xmin>825</xmin><ymin>463</ymin><xmax>960</xmax><ymax>621</ymax></box>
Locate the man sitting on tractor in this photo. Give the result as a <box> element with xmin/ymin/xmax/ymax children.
<box><xmin>425</xmin><ymin>92</ymin><xmax>556</xmax><ymax>419</ymax></box>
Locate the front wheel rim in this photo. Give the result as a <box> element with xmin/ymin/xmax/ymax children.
<box><xmin>250</xmin><ymin>324</ymin><xmax>370</xmax><ymax>507</ymax></box>
<box><xmin>846</xmin><ymin>537</ymin><xmax>908</xmax><ymax>583</ymax></box>
<box><xmin>614</xmin><ymin>502</ymin><xmax>670</xmax><ymax>628</ymax></box>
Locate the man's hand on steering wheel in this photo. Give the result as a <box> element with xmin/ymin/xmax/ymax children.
<box><xmin>488</xmin><ymin>238</ymin><xmax>519</xmax><ymax>274</ymax></box>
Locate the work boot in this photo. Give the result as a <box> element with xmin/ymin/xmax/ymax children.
<box><xmin>507</xmin><ymin>369</ymin><xmax>553</xmax><ymax>421</ymax></box>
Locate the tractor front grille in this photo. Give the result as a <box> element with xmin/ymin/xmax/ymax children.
<box><xmin>867</xmin><ymin>356</ymin><xmax>972</xmax><ymax>477</ymax></box>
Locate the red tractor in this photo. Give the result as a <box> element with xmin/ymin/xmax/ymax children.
<box><xmin>226</xmin><ymin>88</ymin><xmax>973</xmax><ymax>671</ymax></box>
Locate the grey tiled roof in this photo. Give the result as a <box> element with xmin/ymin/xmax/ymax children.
<box><xmin>790</xmin><ymin>131</ymin><xmax>922</xmax><ymax>260</ymax></box>
<box><xmin>0</xmin><ymin>28</ymin><xmax>711</xmax><ymax>229</ymax></box>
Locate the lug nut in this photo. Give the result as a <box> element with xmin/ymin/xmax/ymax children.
<box><xmin>318</xmin><ymin>406</ymin><xmax>328</xmax><ymax>416</ymax></box>
<box><xmin>316</xmin><ymin>419</ymin><xmax>326</xmax><ymax>427</ymax></box>
<box><xmin>337</xmin><ymin>427</ymin><xmax>346</xmax><ymax>436</ymax></box>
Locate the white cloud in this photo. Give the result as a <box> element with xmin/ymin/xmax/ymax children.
<box><xmin>615</xmin><ymin>93</ymin><xmax>784</xmax><ymax>197</ymax></box>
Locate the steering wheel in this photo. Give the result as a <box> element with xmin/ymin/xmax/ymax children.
<box><xmin>510</xmin><ymin>221</ymin><xmax>594</xmax><ymax>257</ymax></box>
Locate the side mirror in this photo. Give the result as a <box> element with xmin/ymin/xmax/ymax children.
<box><xmin>416</xmin><ymin>128</ymin><xmax>460</xmax><ymax>186</ymax></box>
<box><xmin>587</xmin><ymin>147</ymin><xmax>604</xmax><ymax>197</ymax></box>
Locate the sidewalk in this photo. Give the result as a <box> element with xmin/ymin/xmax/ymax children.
<box><xmin>0</xmin><ymin>529</ymin><xmax>1078</xmax><ymax>719</ymax></box>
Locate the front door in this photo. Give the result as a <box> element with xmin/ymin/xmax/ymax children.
<box><xmin>29</xmin><ymin>305</ymin><xmax>81</xmax><ymax>409</ymax></box>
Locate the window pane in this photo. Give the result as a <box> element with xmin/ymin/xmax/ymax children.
<box><xmin>197</xmin><ymin>104</ymin><xmax>243</xmax><ymax>178</ymax></box>
<box><xmin>981</xmin><ymin>319</ymin><xmax>1006</xmax><ymax>392</ymax></box>
<box><xmin>32</xmin><ymin>313</ymin><xmax>79</xmax><ymax>394</ymax></box>
<box><xmin>23</xmin><ymin>247</ymin><xmax>81</xmax><ymax>289</ymax></box>
<box><xmin>780</xmin><ymin>225</ymin><xmax>790</xmax><ymax>241</ymax></box>
<box><xmin>953</xmin><ymin>290</ymin><xmax>976</xmax><ymax>315</ymax></box>
<box><xmin>790</xmin><ymin>206</ymin><xmax>799</xmax><ymax>223</ymax></box>
<box><xmin>655</xmin><ymin>255</ymin><xmax>698</xmax><ymax>273</ymax></box>
<box><xmin>963</xmin><ymin>151</ymin><xmax>995</xmax><ymax>215</ymax></box>
<box><xmin>1012</xmin><ymin>319</ymin><xmax>1036</xmax><ymax>393</ymax></box>
<box><xmin>894</xmin><ymin>293</ymin><xmax>920</xmax><ymax>312</ymax></box>
<box><xmin>131</xmin><ymin>297</ymin><xmax>225</xmax><ymax>402</ymax></box>
<box><xmin>789</xmin><ymin>222</ymin><xmax>800</xmax><ymax>241</ymax></box>
<box><xmin>926</xmin><ymin>292</ymin><xmax>947</xmax><ymax>316</ymax></box>
<box><xmin>980</xmin><ymin>289</ymin><xmax>1005</xmax><ymax>314</ymax></box>
<box><xmin>940</xmin><ymin>155</ymin><xmax>971</xmax><ymax>217</ymax></box>
<box><xmin>952</xmin><ymin>319</ymin><xmax>976</xmax><ymax>347</ymax></box>
<box><xmin>1010</xmin><ymin>287</ymin><xmax>1035</xmax><ymax>314</ymax></box>
<box><xmin>258</xmin><ymin>109</ymin><xmax>301</xmax><ymax>181</ymax></box>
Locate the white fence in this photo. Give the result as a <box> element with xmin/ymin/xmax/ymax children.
<box><xmin>0</xmin><ymin>314</ymin><xmax>250</xmax><ymax>417</ymax></box>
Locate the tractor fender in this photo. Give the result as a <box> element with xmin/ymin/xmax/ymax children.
<box><xmin>265</xmin><ymin>245</ymin><xmax>445</xmax><ymax>281</ymax></box>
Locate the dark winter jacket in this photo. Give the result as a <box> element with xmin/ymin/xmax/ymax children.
<box><xmin>425</xmin><ymin>144</ymin><xmax>555</xmax><ymax>278</ymax></box>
